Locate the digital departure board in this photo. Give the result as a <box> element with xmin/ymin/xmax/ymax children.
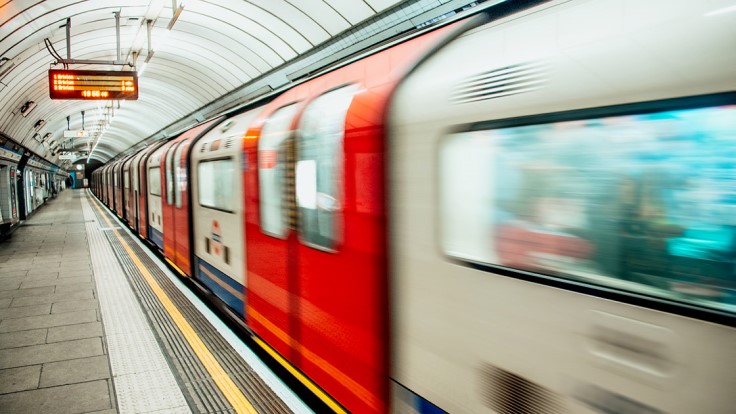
<box><xmin>49</xmin><ymin>70</ymin><xmax>138</xmax><ymax>100</ymax></box>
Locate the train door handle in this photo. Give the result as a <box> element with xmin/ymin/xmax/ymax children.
<box><xmin>585</xmin><ymin>311</ymin><xmax>680</xmax><ymax>384</ymax></box>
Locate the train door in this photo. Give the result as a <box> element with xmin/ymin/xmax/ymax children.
<box><xmin>292</xmin><ymin>84</ymin><xmax>393</xmax><ymax>414</ymax></box>
<box><xmin>110</xmin><ymin>165</ymin><xmax>115</xmax><ymax>207</ymax></box>
<box><xmin>9</xmin><ymin>167</ymin><xmax>18</xmax><ymax>223</ymax></box>
<box><xmin>131</xmin><ymin>151</ymin><xmax>144</xmax><ymax>233</ymax></box>
<box><xmin>139</xmin><ymin>159</ymin><xmax>147</xmax><ymax>236</ymax></box>
<box><xmin>113</xmin><ymin>162</ymin><xmax>123</xmax><ymax>217</ymax></box>
<box><xmin>102</xmin><ymin>167</ymin><xmax>108</xmax><ymax>204</ymax></box>
<box><xmin>147</xmin><ymin>146</ymin><xmax>166</xmax><ymax>249</ymax></box>
<box><xmin>25</xmin><ymin>169</ymin><xmax>33</xmax><ymax>214</ymax></box>
<box><xmin>116</xmin><ymin>156</ymin><xmax>130</xmax><ymax>221</ymax></box>
<box><xmin>246</xmin><ymin>102</ymin><xmax>301</xmax><ymax>363</ymax></box>
<box><xmin>172</xmin><ymin>141</ymin><xmax>192</xmax><ymax>274</ymax></box>
<box><xmin>123</xmin><ymin>156</ymin><xmax>134</xmax><ymax>224</ymax></box>
<box><xmin>162</xmin><ymin>139</ymin><xmax>185</xmax><ymax>270</ymax></box>
<box><xmin>104</xmin><ymin>166</ymin><xmax>110</xmax><ymax>205</ymax></box>
<box><xmin>118</xmin><ymin>160</ymin><xmax>127</xmax><ymax>217</ymax></box>
<box><xmin>172</xmin><ymin>118</ymin><xmax>221</xmax><ymax>276</ymax></box>
<box><xmin>139</xmin><ymin>142</ymin><xmax>167</xmax><ymax>240</ymax></box>
<box><xmin>105</xmin><ymin>165</ymin><xmax>113</xmax><ymax>207</ymax></box>
<box><xmin>37</xmin><ymin>172</ymin><xmax>46</xmax><ymax>202</ymax></box>
<box><xmin>245</xmin><ymin>87</ymin><xmax>391</xmax><ymax>414</ymax></box>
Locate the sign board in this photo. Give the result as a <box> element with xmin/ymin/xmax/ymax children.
<box><xmin>58</xmin><ymin>154</ymin><xmax>77</xmax><ymax>160</ymax></box>
<box><xmin>49</xmin><ymin>69</ymin><xmax>138</xmax><ymax>100</ymax></box>
<box><xmin>0</xmin><ymin>147</ymin><xmax>21</xmax><ymax>162</ymax></box>
<box><xmin>63</xmin><ymin>130</ymin><xmax>89</xmax><ymax>138</ymax></box>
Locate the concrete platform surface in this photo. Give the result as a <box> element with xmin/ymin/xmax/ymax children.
<box><xmin>0</xmin><ymin>190</ymin><xmax>114</xmax><ymax>413</ymax></box>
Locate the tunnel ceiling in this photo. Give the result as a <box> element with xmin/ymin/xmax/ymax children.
<box><xmin>1</xmin><ymin>0</ymin><xmax>482</xmax><ymax>167</ymax></box>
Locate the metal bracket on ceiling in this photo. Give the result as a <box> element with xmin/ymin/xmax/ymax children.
<box><xmin>145</xmin><ymin>19</ymin><xmax>155</xmax><ymax>63</ymax></box>
<box><xmin>46</xmin><ymin>13</ymin><xmax>133</xmax><ymax>67</ymax></box>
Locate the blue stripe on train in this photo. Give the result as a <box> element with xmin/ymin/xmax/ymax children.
<box><xmin>149</xmin><ymin>226</ymin><xmax>164</xmax><ymax>250</ymax></box>
<box><xmin>194</xmin><ymin>257</ymin><xmax>245</xmax><ymax>316</ymax></box>
<box><xmin>393</xmin><ymin>381</ymin><xmax>447</xmax><ymax>414</ymax></box>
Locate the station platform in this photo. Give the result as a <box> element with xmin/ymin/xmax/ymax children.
<box><xmin>0</xmin><ymin>189</ymin><xmax>311</xmax><ymax>414</ymax></box>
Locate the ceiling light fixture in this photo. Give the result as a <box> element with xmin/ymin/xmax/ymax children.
<box><xmin>20</xmin><ymin>101</ymin><xmax>36</xmax><ymax>117</ymax></box>
<box><xmin>0</xmin><ymin>57</ymin><xmax>15</xmax><ymax>78</ymax></box>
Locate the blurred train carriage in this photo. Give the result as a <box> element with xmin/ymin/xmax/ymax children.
<box><xmin>91</xmin><ymin>0</ymin><xmax>736</xmax><ymax>413</ymax></box>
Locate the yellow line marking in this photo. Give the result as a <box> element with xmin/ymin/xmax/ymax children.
<box><xmin>252</xmin><ymin>336</ymin><xmax>348</xmax><ymax>414</ymax></box>
<box><xmin>249</xmin><ymin>307</ymin><xmax>376</xmax><ymax>412</ymax></box>
<box><xmin>164</xmin><ymin>257</ymin><xmax>189</xmax><ymax>278</ymax></box>
<box><xmin>89</xmin><ymin>194</ymin><xmax>259</xmax><ymax>414</ymax></box>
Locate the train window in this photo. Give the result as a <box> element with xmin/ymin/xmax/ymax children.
<box><xmin>148</xmin><ymin>167</ymin><xmax>161</xmax><ymax>196</ymax></box>
<box><xmin>124</xmin><ymin>170</ymin><xmax>129</xmax><ymax>189</ymax></box>
<box><xmin>165</xmin><ymin>146</ymin><xmax>175</xmax><ymax>205</ymax></box>
<box><xmin>174</xmin><ymin>142</ymin><xmax>186</xmax><ymax>208</ymax></box>
<box><xmin>296</xmin><ymin>84</ymin><xmax>358</xmax><ymax>250</ymax></box>
<box><xmin>198</xmin><ymin>158</ymin><xmax>235</xmax><ymax>212</ymax></box>
<box><xmin>259</xmin><ymin>103</ymin><xmax>299</xmax><ymax>238</ymax></box>
<box><xmin>440</xmin><ymin>103</ymin><xmax>736</xmax><ymax>313</ymax></box>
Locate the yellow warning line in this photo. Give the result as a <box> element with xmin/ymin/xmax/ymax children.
<box><xmin>164</xmin><ymin>257</ymin><xmax>188</xmax><ymax>278</ymax></box>
<box><xmin>251</xmin><ymin>335</ymin><xmax>348</xmax><ymax>414</ymax></box>
<box><xmin>89</xmin><ymin>194</ymin><xmax>259</xmax><ymax>414</ymax></box>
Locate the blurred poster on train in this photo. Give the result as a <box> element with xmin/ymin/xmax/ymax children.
<box><xmin>441</xmin><ymin>104</ymin><xmax>736</xmax><ymax>311</ymax></box>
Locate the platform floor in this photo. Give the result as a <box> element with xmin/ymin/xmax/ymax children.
<box><xmin>0</xmin><ymin>189</ymin><xmax>311</xmax><ymax>414</ymax></box>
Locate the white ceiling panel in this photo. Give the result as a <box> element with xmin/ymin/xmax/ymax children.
<box><xmin>0</xmin><ymin>0</ymin><xmax>481</xmax><ymax>167</ymax></box>
<box><xmin>322</xmin><ymin>0</ymin><xmax>375</xmax><ymax>24</ymax></box>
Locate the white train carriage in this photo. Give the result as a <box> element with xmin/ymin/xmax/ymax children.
<box><xmin>389</xmin><ymin>0</ymin><xmax>736</xmax><ymax>412</ymax></box>
<box><xmin>190</xmin><ymin>107</ymin><xmax>264</xmax><ymax>314</ymax></box>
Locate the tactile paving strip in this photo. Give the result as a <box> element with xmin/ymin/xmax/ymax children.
<box><xmin>88</xmin><ymin>195</ymin><xmax>294</xmax><ymax>414</ymax></box>
<box><xmin>81</xmin><ymin>196</ymin><xmax>191</xmax><ymax>414</ymax></box>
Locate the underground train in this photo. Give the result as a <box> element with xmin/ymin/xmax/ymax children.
<box><xmin>0</xmin><ymin>142</ymin><xmax>68</xmax><ymax>238</ymax></box>
<box><xmin>91</xmin><ymin>0</ymin><xmax>736</xmax><ymax>412</ymax></box>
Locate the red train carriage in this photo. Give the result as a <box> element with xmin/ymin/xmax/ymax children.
<box><xmin>242</xmin><ymin>25</ymin><xmax>455</xmax><ymax>414</ymax></box>
<box><xmin>160</xmin><ymin>119</ymin><xmax>223</xmax><ymax>276</ymax></box>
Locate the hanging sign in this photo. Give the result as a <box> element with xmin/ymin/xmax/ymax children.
<box><xmin>49</xmin><ymin>69</ymin><xmax>138</xmax><ymax>100</ymax></box>
<box><xmin>63</xmin><ymin>130</ymin><xmax>89</xmax><ymax>138</ymax></box>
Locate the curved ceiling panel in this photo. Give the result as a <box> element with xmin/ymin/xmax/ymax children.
<box><xmin>322</xmin><ymin>0</ymin><xmax>375</xmax><ymax>24</ymax></box>
<box><xmin>1</xmin><ymin>0</ymin><xmax>481</xmax><ymax>167</ymax></box>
